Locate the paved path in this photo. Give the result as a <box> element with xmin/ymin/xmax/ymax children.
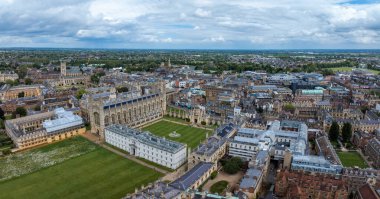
<box><xmin>202</xmin><ymin>170</ymin><xmax>244</xmax><ymax>192</ymax></box>
<box><xmin>81</xmin><ymin>133</ymin><xmax>169</xmax><ymax>174</ymax></box>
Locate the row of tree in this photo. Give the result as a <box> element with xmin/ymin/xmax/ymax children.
<box><xmin>328</xmin><ymin>121</ymin><xmax>352</xmax><ymax>143</ymax></box>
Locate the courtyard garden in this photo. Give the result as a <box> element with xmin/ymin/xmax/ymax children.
<box><xmin>142</xmin><ymin>120</ymin><xmax>211</xmax><ymax>149</ymax></box>
<box><xmin>337</xmin><ymin>151</ymin><xmax>368</xmax><ymax>169</ymax></box>
<box><xmin>210</xmin><ymin>180</ymin><xmax>229</xmax><ymax>194</ymax></box>
<box><xmin>0</xmin><ymin>136</ymin><xmax>162</xmax><ymax>199</ymax></box>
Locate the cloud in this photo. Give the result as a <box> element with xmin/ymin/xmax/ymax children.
<box><xmin>0</xmin><ymin>0</ymin><xmax>379</xmax><ymax>48</ymax></box>
<box><xmin>194</xmin><ymin>8</ymin><xmax>211</xmax><ymax>18</ymax></box>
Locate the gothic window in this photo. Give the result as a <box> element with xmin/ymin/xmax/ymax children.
<box><xmin>111</xmin><ymin>114</ymin><xmax>116</xmax><ymax>124</ymax></box>
<box><xmin>94</xmin><ymin>112</ymin><xmax>100</xmax><ymax>125</ymax></box>
<box><xmin>104</xmin><ymin>115</ymin><xmax>110</xmax><ymax>126</ymax></box>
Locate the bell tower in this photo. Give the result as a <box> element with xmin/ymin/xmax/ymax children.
<box><xmin>60</xmin><ymin>61</ymin><xmax>67</xmax><ymax>76</ymax></box>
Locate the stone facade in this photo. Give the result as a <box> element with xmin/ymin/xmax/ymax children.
<box><xmin>87</xmin><ymin>82</ymin><xmax>166</xmax><ymax>137</ymax></box>
<box><xmin>5</xmin><ymin>108</ymin><xmax>85</xmax><ymax>150</ymax></box>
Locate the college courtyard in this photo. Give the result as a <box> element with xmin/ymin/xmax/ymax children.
<box><xmin>142</xmin><ymin>120</ymin><xmax>212</xmax><ymax>149</ymax></box>
<box><xmin>0</xmin><ymin>136</ymin><xmax>162</xmax><ymax>199</ymax></box>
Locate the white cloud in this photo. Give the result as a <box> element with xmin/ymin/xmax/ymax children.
<box><xmin>194</xmin><ymin>8</ymin><xmax>211</xmax><ymax>18</ymax></box>
<box><xmin>0</xmin><ymin>0</ymin><xmax>379</xmax><ymax>48</ymax></box>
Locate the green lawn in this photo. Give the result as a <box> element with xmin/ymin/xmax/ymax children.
<box><xmin>337</xmin><ymin>151</ymin><xmax>368</xmax><ymax>168</ymax></box>
<box><xmin>0</xmin><ymin>137</ymin><xmax>162</xmax><ymax>199</ymax></box>
<box><xmin>210</xmin><ymin>180</ymin><xmax>228</xmax><ymax>194</ymax></box>
<box><xmin>142</xmin><ymin>120</ymin><xmax>211</xmax><ymax>149</ymax></box>
<box><xmin>327</xmin><ymin>67</ymin><xmax>380</xmax><ymax>74</ymax></box>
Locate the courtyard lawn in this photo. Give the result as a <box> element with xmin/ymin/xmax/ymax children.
<box><xmin>0</xmin><ymin>137</ymin><xmax>162</xmax><ymax>199</ymax></box>
<box><xmin>210</xmin><ymin>180</ymin><xmax>228</xmax><ymax>194</ymax></box>
<box><xmin>142</xmin><ymin>120</ymin><xmax>211</xmax><ymax>149</ymax></box>
<box><xmin>337</xmin><ymin>151</ymin><xmax>368</xmax><ymax>169</ymax></box>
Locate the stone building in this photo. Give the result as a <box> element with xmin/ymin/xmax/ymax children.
<box><xmin>275</xmin><ymin>169</ymin><xmax>349</xmax><ymax>199</ymax></box>
<box><xmin>86</xmin><ymin>81</ymin><xmax>166</xmax><ymax>137</ymax></box>
<box><xmin>366</xmin><ymin>138</ymin><xmax>380</xmax><ymax>169</ymax></box>
<box><xmin>5</xmin><ymin>108</ymin><xmax>85</xmax><ymax>150</ymax></box>
<box><xmin>342</xmin><ymin>168</ymin><xmax>379</xmax><ymax>193</ymax></box>
<box><xmin>105</xmin><ymin>125</ymin><xmax>186</xmax><ymax>169</ymax></box>
<box><xmin>0</xmin><ymin>71</ymin><xmax>18</xmax><ymax>82</ymax></box>
<box><xmin>1</xmin><ymin>85</ymin><xmax>42</xmax><ymax>101</ymax></box>
<box><xmin>58</xmin><ymin>62</ymin><xmax>90</xmax><ymax>86</ymax></box>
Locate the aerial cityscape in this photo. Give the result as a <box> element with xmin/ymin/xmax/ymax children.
<box><xmin>0</xmin><ymin>1</ymin><xmax>380</xmax><ymax>199</ymax></box>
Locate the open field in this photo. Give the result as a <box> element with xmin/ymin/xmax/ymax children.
<box><xmin>142</xmin><ymin>120</ymin><xmax>211</xmax><ymax>149</ymax></box>
<box><xmin>0</xmin><ymin>136</ymin><xmax>162</xmax><ymax>199</ymax></box>
<box><xmin>337</xmin><ymin>151</ymin><xmax>368</xmax><ymax>168</ymax></box>
<box><xmin>327</xmin><ymin>67</ymin><xmax>380</xmax><ymax>74</ymax></box>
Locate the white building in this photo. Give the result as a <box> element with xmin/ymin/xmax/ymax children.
<box><xmin>229</xmin><ymin>120</ymin><xmax>308</xmax><ymax>161</ymax></box>
<box><xmin>105</xmin><ymin>125</ymin><xmax>187</xmax><ymax>169</ymax></box>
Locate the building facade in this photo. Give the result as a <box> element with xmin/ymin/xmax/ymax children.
<box><xmin>105</xmin><ymin>125</ymin><xmax>186</xmax><ymax>169</ymax></box>
<box><xmin>366</xmin><ymin>138</ymin><xmax>380</xmax><ymax>169</ymax></box>
<box><xmin>5</xmin><ymin>108</ymin><xmax>85</xmax><ymax>150</ymax></box>
<box><xmin>86</xmin><ymin>81</ymin><xmax>166</xmax><ymax>137</ymax></box>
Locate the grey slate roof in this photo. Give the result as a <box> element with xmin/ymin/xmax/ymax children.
<box><xmin>170</xmin><ymin>162</ymin><xmax>214</xmax><ymax>191</ymax></box>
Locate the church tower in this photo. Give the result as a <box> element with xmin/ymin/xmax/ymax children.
<box><xmin>60</xmin><ymin>61</ymin><xmax>67</xmax><ymax>76</ymax></box>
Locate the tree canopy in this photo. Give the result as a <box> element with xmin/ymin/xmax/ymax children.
<box><xmin>342</xmin><ymin>122</ymin><xmax>352</xmax><ymax>143</ymax></box>
<box><xmin>329</xmin><ymin>121</ymin><xmax>340</xmax><ymax>142</ymax></box>
<box><xmin>13</xmin><ymin>107</ymin><xmax>27</xmax><ymax>118</ymax></box>
<box><xmin>223</xmin><ymin>157</ymin><xmax>243</xmax><ymax>174</ymax></box>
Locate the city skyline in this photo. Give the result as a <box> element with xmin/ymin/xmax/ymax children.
<box><xmin>0</xmin><ymin>0</ymin><xmax>380</xmax><ymax>49</ymax></box>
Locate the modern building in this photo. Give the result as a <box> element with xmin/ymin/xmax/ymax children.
<box><xmin>5</xmin><ymin>108</ymin><xmax>85</xmax><ymax>150</ymax></box>
<box><xmin>105</xmin><ymin>125</ymin><xmax>186</xmax><ymax>169</ymax></box>
<box><xmin>228</xmin><ymin>120</ymin><xmax>308</xmax><ymax>161</ymax></box>
<box><xmin>291</xmin><ymin>155</ymin><xmax>343</xmax><ymax>174</ymax></box>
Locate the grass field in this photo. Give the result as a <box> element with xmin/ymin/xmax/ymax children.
<box><xmin>0</xmin><ymin>136</ymin><xmax>162</xmax><ymax>199</ymax></box>
<box><xmin>142</xmin><ymin>120</ymin><xmax>211</xmax><ymax>149</ymax></box>
<box><xmin>327</xmin><ymin>67</ymin><xmax>380</xmax><ymax>74</ymax></box>
<box><xmin>337</xmin><ymin>151</ymin><xmax>368</xmax><ymax>168</ymax></box>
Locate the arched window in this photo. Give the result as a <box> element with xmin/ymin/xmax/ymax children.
<box><xmin>104</xmin><ymin>115</ymin><xmax>110</xmax><ymax>126</ymax></box>
<box><xmin>94</xmin><ymin>112</ymin><xmax>100</xmax><ymax>125</ymax></box>
<box><xmin>111</xmin><ymin>114</ymin><xmax>116</xmax><ymax>124</ymax></box>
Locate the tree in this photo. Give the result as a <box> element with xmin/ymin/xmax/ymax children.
<box><xmin>342</xmin><ymin>122</ymin><xmax>352</xmax><ymax>143</ymax></box>
<box><xmin>224</xmin><ymin>157</ymin><xmax>243</xmax><ymax>174</ymax></box>
<box><xmin>13</xmin><ymin>107</ymin><xmax>27</xmax><ymax>118</ymax></box>
<box><xmin>0</xmin><ymin>107</ymin><xmax>4</xmax><ymax>120</ymax></box>
<box><xmin>5</xmin><ymin>79</ymin><xmax>14</xmax><ymax>86</ymax></box>
<box><xmin>76</xmin><ymin>88</ymin><xmax>87</xmax><ymax>99</ymax></box>
<box><xmin>18</xmin><ymin>91</ymin><xmax>25</xmax><ymax>98</ymax></box>
<box><xmin>283</xmin><ymin>103</ymin><xmax>295</xmax><ymax>113</ymax></box>
<box><xmin>34</xmin><ymin>105</ymin><xmax>41</xmax><ymax>111</ymax></box>
<box><xmin>329</xmin><ymin>121</ymin><xmax>340</xmax><ymax>142</ymax></box>
<box><xmin>17</xmin><ymin>66</ymin><xmax>28</xmax><ymax>79</ymax></box>
<box><xmin>24</xmin><ymin>78</ymin><xmax>33</xmax><ymax>85</ymax></box>
<box><xmin>116</xmin><ymin>86</ymin><xmax>129</xmax><ymax>93</ymax></box>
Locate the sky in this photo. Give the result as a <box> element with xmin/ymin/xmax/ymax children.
<box><xmin>0</xmin><ymin>0</ymin><xmax>379</xmax><ymax>49</ymax></box>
